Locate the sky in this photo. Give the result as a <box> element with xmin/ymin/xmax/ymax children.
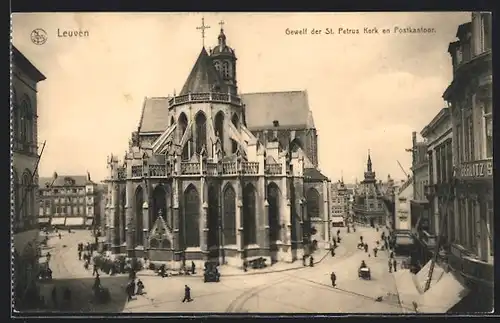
<box><xmin>12</xmin><ymin>12</ymin><xmax>471</xmax><ymax>184</ymax></box>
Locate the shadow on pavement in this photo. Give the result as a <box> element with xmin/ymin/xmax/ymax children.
<box><xmin>21</xmin><ymin>275</ymin><xmax>130</xmax><ymax>314</ymax></box>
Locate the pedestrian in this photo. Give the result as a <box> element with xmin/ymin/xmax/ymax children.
<box><xmin>309</xmin><ymin>256</ymin><xmax>314</xmax><ymax>267</ymax></box>
<box><xmin>94</xmin><ymin>273</ymin><xmax>101</xmax><ymax>290</ymax></box>
<box><xmin>337</xmin><ymin>236</ymin><xmax>341</xmax><ymax>243</ymax></box>
<box><xmin>330</xmin><ymin>271</ymin><xmax>337</xmax><ymax>287</ymax></box>
<box><xmin>136</xmin><ymin>279</ymin><xmax>144</xmax><ymax>295</ymax></box>
<box><xmin>390</xmin><ymin>251</ymin><xmax>394</xmax><ymax>259</ymax></box>
<box><xmin>191</xmin><ymin>261</ymin><xmax>196</xmax><ymax>275</ymax></box>
<box><xmin>364</xmin><ymin>243</ymin><xmax>368</xmax><ymax>253</ymax></box>
<box><xmin>126</xmin><ymin>282</ymin><xmax>133</xmax><ymax>301</ymax></box>
<box><xmin>51</xmin><ymin>286</ymin><xmax>57</xmax><ymax>308</ymax></box>
<box><xmin>46</xmin><ymin>252</ymin><xmax>51</xmax><ymax>263</ymax></box>
<box><xmin>58</xmin><ymin>233</ymin><xmax>61</xmax><ymax>239</ymax></box>
<box><xmin>182</xmin><ymin>285</ymin><xmax>192</xmax><ymax>303</ymax></box>
<box><xmin>330</xmin><ymin>247</ymin><xmax>335</xmax><ymax>257</ymax></box>
<box><xmin>243</xmin><ymin>260</ymin><xmax>248</xmax><ymax>272</ymax></box>
<box><xmin>302</xmin><ymin>255</ymin><xmax>307</xmax><ymax>267</ymax></box>
<box><xmin>360</xmin><ymin>236</ymin><xmax>363</xmax><ymax>243</ymax></box>
<box><xmin>337</xmin><ymin>229</ymin><xmax>340</xmax><ymax>237</ymax></box>
<box><xmin>373</xmin><ymin>247</ymin><xmax>378</xmax><ymax>257</ymax></box>
<box><xmin>347</xmin><ymin>226</ymin><xmax>350</xmax><ymax>233</ymax></box>
<box><xmin>93</xmin><ymin>263</ymin><xmax>99</xmax><ymax>276</ymax></box>
<box><xmin>393</xmin><ymin>259</ymin><xmax>397</xmax><ymax>272</ymax></box>
<box><xmin>388</xmin><ymin>259</ymin><xmax>393</xmax><ymax>273</ymax></box>
<box><xmin>78</xmin><ymin>250</ymin><xmax>82</xmax><ymax>260</ymax></box>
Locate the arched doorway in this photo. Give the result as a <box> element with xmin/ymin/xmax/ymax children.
<box><xmin>135</xmin><ymin>186</ymin><xmax>144</xmax><ymax>246</ymax></box>
<box><xmin>120</xmin><ymin>190</ymin><xmax>126</xmax><ymax>244</ymax></box>
<box><xmin>214</xmin><ymin>111</ymin><xmax>225</xmax><ymax>153</ymax></box>
<box><xmin>183</xmin><ymin>185</ymin><xmax>200</xmax><ymax>248</ymax></box>
<box><xmin>267</xmin><ymin>183</ymin><xmax>281</xmax><ymax>243</ymax></box>
<box><xmin>207</xmin><ymin>185</ymin><xmax>220</xmax><ymax>258</ymax></box>
<box><xmin>195</xmin><ymin>112</ymin><xmax>207</xmax><ymax>154</ymax></box>
<box><xmin>243</xmin><ymin>184</ymin><xmax>257</xmax><ymax>246</ymax></box>
<box><xmin>152</xmin><ymin>185</ymin><xmax>168</xmax><ymax>229</ymax></box>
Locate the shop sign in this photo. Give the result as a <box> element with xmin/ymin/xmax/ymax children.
<box><xmin>456</xmin><ymin>159</ymin><xmax>493</xmax><ymax>179</ymax></box>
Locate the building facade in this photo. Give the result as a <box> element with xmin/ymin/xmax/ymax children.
<box><xmin>442</xmin><ymin>12</ymin><xmax>493</xmax><ymax>312</ymax></box>
<box><xmin>38</xmin><ymin>174</ymin><xmax>101</xmax><ymax>229</ymax></box>
<box><xmin>420</xmin><ymin>108</ymin><xmax>453</xmax><ymax>255</ymax></box>
<box><xmin>11</xmin><ymin>46</ymin><xmax>46</xmax><ymax>310</ymax></box>
<box><xmin>330</xmin><ymin>180</ymin><xmax>347</xmax><ymax>226</ymax></box>
<box><xmin>104</xmin><ymin>25</ymin><xmax>331</xmax><ymax>268</ymax></box>
<box><xmin>353</xmin><ymin>152</ymin><xmax>386</xmax><ymax>226</ymax></box>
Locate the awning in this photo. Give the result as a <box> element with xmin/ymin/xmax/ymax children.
<box><xmin>417</xmin><ymin>272</ymin><xmax>469</xmax><ymax>313</ymax></box>
<box><xmin>51</xmin><ymin>217</ymin><xmax>66</xmax><ymax>225</ymax></box>
<box><xmin>65</xmin><ymin>216</ymin><xmax>85</xmax><ymax>226</ymax></box>
<box><xmin>38</xmin><ymin>218</ymin><xmax>51</xmax><ymax>224</ymax></box>
<box><xmin>85</xmin><ymin>218</ymin><xmax>94</xmax><ymax>226</ymax></box>
<box><xmin>331</xmin><ymin>217</ymin><xmax>344</xmax><ymax>223</ymax></box>
<box><xmin>395</xmin><ymin>235</ymin><xmax>414</xmax><ymax>245</ymax></box>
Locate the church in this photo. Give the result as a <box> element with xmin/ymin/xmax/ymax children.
<box><xmin>104</xmin><ymin>20</ymin><xmax>331</xmax><ymax>268</ymax></box>
<box><xmin>353</xmin><ymin>152</ymin><xmax>387</xmax><ymax>227</ymax></box>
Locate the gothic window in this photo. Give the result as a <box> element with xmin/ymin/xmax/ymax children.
<box><xmin>135</xmin><ymin>186</ymin><xmax>144</xmax><ymax>246</ymax></box>
<box><xmin>306</xmin><ymin>188</ymin><xmax>320</xmax><ymax>219</ymax></box>
<box><xmin>231</xmin><ymin>114</ymin><xmax>239</xmax><ymax>154</ymax></box>
<box><xmin>195</xmin><ymin>112</ymin><xmax>207</xmax><ymax>154</ymax></box>
<box><xmin>120</xmin><ymin>190</ymin><xmax>126</xmax><ymax>243</ymax></box>
<box><xmin>183</xmin><ymin>185</ymin><xmax>200</xmax><ymax>248</ymax></box>
<box><xmin>267</xmin><ymin>183</ymin><xmax>281</xmax><ymax>242</ymax></box>
<box><xmin>223</xmin><ymin>184</ymin><xmax>236</xmax><ymax>245</ymax></box>
<box><xmin>214</xmin><ymin>111</ymin><xmax>225</xmax><ymax>152</ymax></box>
<box><xmin>178</xmin><ymin>113</ymin><xmax>189</xmax><ymax>160</ymax></box>
<box><xmin>243</xmin><ymin>184</ymin><xmax>257</xmax><ymax>245</ymax></box>
<box><xmin>289</xmin><ymin>138</ymin><xmax>302</xmax><ymax>153</ymax></box>
<box><xmin>21</xmin><ymin>170</ymin><xmax>32</xmax><ymax>224</ymax></box>
<box><xmin>222</xmin><ymin>61</ymin><xmax>230</xmax><ymax>79</ymax></box>
<box><xmin>152</xmin><ymin>185</ymin><xmax>168</xmax><ymax>230</ymax></box>
<box><xmin>207</xmin><ymin>185</ymin><xmax>220</xmax><ymax>249</ymax></box>
<box><xmin>214</xmin><ymin>60</ymin><xmax>221</xmax><ymax>72</ymax></box>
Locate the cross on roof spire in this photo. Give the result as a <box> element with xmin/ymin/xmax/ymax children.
<box><xmin>219</xmin><ymin>20</ymin><xmax>225</xmax><ymax>30</ymax></box>
<box><xmin>196</xmin><ymin>17</ymin><xmax>211</xmax><ymax>47</ymax></box>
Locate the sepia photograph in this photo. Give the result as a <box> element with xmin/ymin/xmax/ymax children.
<box><xmin>11</xmin><ymin>11</ymin><xmax>492</xmax><ymax>315</ymax></box>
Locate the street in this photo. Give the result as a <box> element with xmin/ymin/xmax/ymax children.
<box><xmin>41</xmin><ymin>226</ymin><xmax>404</xmax><ymax>313</ymax></box>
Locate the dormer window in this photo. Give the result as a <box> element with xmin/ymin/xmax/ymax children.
<box><xmin>273</xmin><ymin>120</ymin><xmax>279</xmax><ymax>127</ymax></box>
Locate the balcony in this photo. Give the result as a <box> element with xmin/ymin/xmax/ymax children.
<box><xmin>168</xmin><ymin>92</ymin><xmax>242</xmax><ymax>108</ymax></box>
<box><xmin>265</xmin><ymin>163</ymin><xmax>283</xmax><ymax>175</ymax></box>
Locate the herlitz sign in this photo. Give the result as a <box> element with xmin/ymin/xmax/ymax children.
<box><xmin>455</xmin><ymin>159</ymin><xmax>493</xmax><ymax>179</ymax></box>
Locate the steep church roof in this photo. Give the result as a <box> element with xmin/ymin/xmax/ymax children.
<box><xmin>180</xmin><ymin>47</ymin><xmax>227</xmax><ymax>95</ymax></box>
<box><xmin>241</xmin><ymin>90</ymin><xmax>312</xmax><ymax>130</ymax></box>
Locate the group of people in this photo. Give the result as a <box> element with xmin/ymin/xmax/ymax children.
<box><xmin>125</xmin><ymin>277</ymin><xmax>145</xmax><ymax>301</ymax></box>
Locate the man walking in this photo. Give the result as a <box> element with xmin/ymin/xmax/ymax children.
<box><xmin>330</xmin><ymin>271</ymin><xmax>337</xmax><ymax>287</ymax></box>
<box><xmin>92</xmin><ymin>263</ymin><xmax>99</xmax><ymax>276</ymax></box>
<box><xmin>182</xmin><ymin>285</ymin><xmax>193</xmax><ymax>303</ymax></box>
<box><xmin>393</xmin><ymin>259</ymin><xmax>397</xmax><ymax>272</ymax></box>
<box><xmin>388</xmin><ymin>259</ymin><xmax>393</xmax><ymax>273</ymax></box>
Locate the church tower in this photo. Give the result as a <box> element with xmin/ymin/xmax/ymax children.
<box><xmin>210</xmin><ymin>21</ymin><xmax>238</xmax><ymax>95</ymax></box>
<box><xmin>363</xmin><ymin>150</ymin><xmax>376</xmax><ymax>183</ymax></box>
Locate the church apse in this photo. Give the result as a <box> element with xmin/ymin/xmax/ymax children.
<box><xmin>104</xmin><ymin>19</ymin><xmax>331</xmax><ymax>268</ymax></box>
